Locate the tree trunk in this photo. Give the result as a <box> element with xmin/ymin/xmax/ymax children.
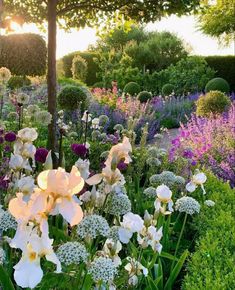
<box><xmin>47</xmin><ymin>0</ymin><xmax>58</xmax><ymax>158</ymax></box>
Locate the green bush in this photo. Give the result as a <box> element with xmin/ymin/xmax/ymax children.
<box><xmin>58</xmin><ymin>85</ymin><xmax>89</xmax><ymax>112</ymax></box>
<box><xmin>196</xmin><ymin>90</ymin><xmax>231</xmax><ymax>117</ymax></box>
<box><xmin>205</xmin><ymin>56</ymin><xmax>235</xmax><ymax>91</ymax></box>
<box><xmin>162</xmin><ymin>83</ymin><xmax>175</xmax><ymax>96</ymax></box>
<box><xmin>92</xmin><ymin>81</ymin><xmax>104</xmax><ymax>88</ymax></box>
<box><xmin>137</xmin><ymin>91</ymin><xmax>152</xmax><ymax>103</ymax></box>
<box><xmin>0</xmin><ymin>33</ymin><xmax>46</xmax><ymax>76</ymax></box>
<box><xmin>8</xmin><ymin>76</ymin><xmax>31</xmax><ymax>90</ymax></box>
<box><xmin>182</xmin><ymin>173</ymin><xmax>235</xmax><ymax>290</ymax></box>
<box><xmin>123</xmin><ymin>81</ymin><xmax>141</xmax><ymax>96</ymax></box>
<box><xmin>205</xmin><ymin>77</ymin><xmax>230</xmax><ymax>94</ymax></box>
<box><xmin>71</xmin><ymin>55</ymin><xmax>88</xmax><ymax>82</ymax></box>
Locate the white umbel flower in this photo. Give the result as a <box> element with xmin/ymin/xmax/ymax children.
<box><xmin>143</xmin><ymin>187</ymin><xmax>157</xmax><ymax>198</ymax></box>
<box><xmin>17</xmin><ymin>93</ymin><xmax>30</xmax><ymax>105</ymax></box>
<box><xmin>57</xmin><ymin>242</ymin><xmax>88</xmax><ymax>265</ymax></box>
<box><xmin>0</xmin><ymin>211</ymin><xmax>17</xmax><ymax>231</ymax></box>
<box><xmin>88</xmin><ymin>257</ymin><xmax>117</xmax><ymax>283</ymax></box>
<box><xmin>0</xmin><ymin>248</ymin><xmax>5</xmax><ymax>265</ymax></box>
<box><xmin>175</xmin><ymin>196</ymin><xmax>200</xmax><ymax>215</ymax></box>
<box><xmin>105</xmin><ymin>193</ymin><xmax>131</xmax><ymax>216</ymax></box>
<box><xmin>77</xmin><ymin>214</ymin><xmax>110</xmax><ymax>239</ymax></box>
<box><xmin>204</xmin><ymin>200</ymin><xmax>215</xmax><ymax>207</ymax></box>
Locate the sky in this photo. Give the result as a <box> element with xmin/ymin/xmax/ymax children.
<box><xmin>8</xmin><ymin>15</ymin><xmax>234</xmax><ymax>59</ymax></box>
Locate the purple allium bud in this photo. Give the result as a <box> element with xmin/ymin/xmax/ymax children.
<box><xmin>4</xmin><ymin>131</ymin><xmax>16</xmax><ymax>142</ymax></box>
<box><xmin>191</xmin><ymin>160</ymin><xmax>197</xmax><ymax>166</ymax></box>
<box><xmin>71</xmin><ymin>143</ymin><xmax>87</xmax><ymax>158</ymax></box>
<box><xmin>117</xmin><ymin>161</ymin><xmax>128</xmax><ymax>171</ymax></box>
<box><xmin>4</xmin><ymin>145</ymin><xmax>11</xmax><ymax>152</ymax></box>
<box><xmin>35</xmin><ymin>147</ymin><xmax>49</xmax><ymax>163</ymax></box>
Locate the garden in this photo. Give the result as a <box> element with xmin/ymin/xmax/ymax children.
<box><xmin>0</xmin><ymin>1</ymin><xmax>234</xmax><ymax>289</ymax></box>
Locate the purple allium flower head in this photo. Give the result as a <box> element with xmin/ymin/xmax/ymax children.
<box><xmin>117</xmin><ymin>161</ymin><xmax>128</xmax><ymax>171</ymax></box>
<box><xmin>0</xmin><ymin>136</ymin><xmax>4</xmax><ymax>144</ymax></box>
<box><xmin>4</xmin><ymin>145</ymin><xmax>11</xmax><ymax>152</ymax></box>
<box><xmin>71</xmin><ymin>143</ymin><xmax>87</xmax><ymax>158</ymax></box>
<box><xmin>0</xmin><ymin>175</ymin><xmax>9</xmax><ymax>190</ymax></box>
<box><xmin>4</xmin><ymin>132</ymin><xmax>16</xmax><ymax>142</ymax></box>
<box><xmin>35</xmin><ymin>148</ymin><xmax>49</xmax><ymax>163</ymax></box>
<box><xmin>183</xmin><ymin>149</ymin><xmax>194</xmax><ymax>159</ymax></box>
<box><xmin>0</xmin><ymin>129</ymin><xmax>4</xmax><ymax>135</ymax></box>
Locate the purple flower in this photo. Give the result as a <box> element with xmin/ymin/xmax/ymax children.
<box><xmin>35</xmin><ymin>148</ymin><xmax>49</xmax><ymax>163</ymax></box>
<box><xmin>0</xmin><ymin>175</ymin><xmax>9</xmax><ymax>190</ymax></box>
<box><xmin>183</xmin><ymin>149</ymin><xmax>194</xmax><ymax>159</ymax></box>
<box><xmin>71</xmin><ymin>143</ymin><xmax>87</xmax><ymax>158</ymax></box>
<box><xmin>117</xmin><ymin>161</ymin><xmax>128</xmax><ymax>171</ymax></box>
<box><xmin>4</xmin><ymin>145</ymin><xmax>11</xmax><ymax>152</ymax></box>
<box><xmin>0</xmin><ymin>136</ymin><xmax>4</xmax><ymax>144</ymax></box>
<box><xmin>4</xmin><ymin>132</ymin><xmax>16</xmax><ymax>142</ymax></box>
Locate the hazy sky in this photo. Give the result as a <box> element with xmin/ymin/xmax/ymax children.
<box><xmin>10</xmin><ymin>15</ymin><xmax>234</xmax><ymax>59</ymax></box>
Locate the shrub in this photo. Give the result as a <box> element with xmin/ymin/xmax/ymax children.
<box><xmin>137</xmin><ymin>91</ymin><xmax>152</xmax><ymax>103</ymax></box>
<box><xmin>58</xmin><ymin>85</ymin><xmax>89</xmax><ymax>112</ymax></box>
<box><xmin>0</xmin><ymin>33</ymin><xmax>46</xmax><ymax>76</ymax></box>
<box><xmin>8</xmin><ymin>76</ymin><xmax>31</xmax><ymax>90</ymax></box>
<box><xmin>71</xmin><ymin>55</ymin><xmax>88</xmax><ymax>82</ymax></box>
<box><xmin>162</xmin><ymin>83</ymin><xmax>175</xmax><ymax>96</ymax></box>
<box><xmin>92</xmin><ymin>81</ymin><xmax>105</xmax><ymax>88</ymax></box>
<box><xmin>205</xmin><ymin>77</ymin><xmax>230</xmax><ymax>94</ymax></box>
<box><xmin>196</xmin><ymin>91</ymin><xmax>231</xmax><ymax>117</ymax></box>
<box><xmin>205</xmin><ymin>56</ymin><xmax>235</xmax><ymax>91</ymax></box>
<box><xmin>123</xmin><ymin>82</ymin><xmax>141</xmax><ymax>96</ymax></box>
<box><xmin>182</xmin><ymin>173</ymin><xmax>235</xmax><ymax>289</ymax></box>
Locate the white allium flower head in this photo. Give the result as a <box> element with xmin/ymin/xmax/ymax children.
<box><xmin>0</xmin><ymin>67</ymin><xmax>11</xmax><ymax>83</ymax></box>
<box><xmin>99</xmin><ymin>115</ymin><xmax>109</xmax><ymax>126</ymax></box>
<box><xmin>77</xmin><ymin>214</ymin><xmax>110</xmax><ymax>239</ymax></box>
<box><xmin>114</xmin><ymin>124</ymin><xmax>124</xmax><ymax>132</ymax></box>
<box><xmin>88</xmin><ymin>257</ymin><xmax>117</xmax><ymax>283</ymax></box>
<box><xmin>204</xmin><ymin>200</ymin><xmax>215</xmax><ymax>207</ymax></box>
<box><xmin>143</xmin><ymin>187</ymin><xmax>157</xmax><ymax>198</ymax></box>
<box><xmin>146</xmin><ymin>157</ymin><xmax>161</xmax><ymax>167</ymax></box>
<box><xmin>108</xmin><ymin>226</ymin><xmax>120</xmax><ymax>243</ymax></box>
<box><xmin>0</xmin><ymin>248</ymin><xmax>5</xmax><ymax>265</ymax></box>
<box><xmin>175</xmin><ymin>196</ymin><xmax>200</xmax><ymax>215</ymax></box>
<box><xmin>17</xmin><ymin>93</ymin><xmax>30</xmax><ymax>105</ymax></box>
<box><xmin>0</xmin><ymin>210</ymin><xmax>17</xmax><ymax>231</ymax></box>
<box><xmin>105</xmin><ymin>193</ymin><xmax>131</xmax><ymax>216</ymax></box>
<box><xmin>57</xmin><ymin>242</ymin><xmax>88</xmax><ymax>265</ymax></box>
<box><xmin>27</xmin><ymin>105</ymin><xmax>40</xmax><ymax>115</ymax></box>
<box><xmin>35</xmin><ymin>111</ymin><xmax>52</xmax><ymax>125</ymax></box>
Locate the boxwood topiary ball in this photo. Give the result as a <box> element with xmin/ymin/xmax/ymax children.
<box><xmin>162</xmin><ymin>83</ymin><xmax>175</xmax><ymax>96</ymax></box>
<box><xmin>205</xmin><ymin>77</ymin><xmax>230</xmax><ymax>94</ymax></box>
<box><xmin>137</xmin><ymin>91</ymin><xmax>152</xmax><ymax>103</ymax></box>
<box><xmin>8</xmin><ymin>76</ymin><xmax>31</xmax><ymax>90</ymax></box>
<box><xmin>58</xmin><ymin>85</ymin><xmax>88</xmax><ymax>112</ymax></box>
<box><xmin>123</xmin><ymin>82</ymin><xmax>141</xmax><ymax>96</ymax></box>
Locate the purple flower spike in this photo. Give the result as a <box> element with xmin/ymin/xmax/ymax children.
<box><xmin>4</xmin><ymin>132</ymin><xmax>17</xmax><ymax>142</ymax></box>
<box><xmin>71</xmin><ymin>143</ymin><xmax>87</xmax><ymax>158</ymax></box>
<box><xmin>35</xmin><ymin>148</ymin><xmax>49</xmax><ymax>163</ymax></box>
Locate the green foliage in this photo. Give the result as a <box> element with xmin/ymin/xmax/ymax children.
<box><xmin>196</xmin><ymin>91</ymin><xmax>231</xmax><ymax>117</ymax></box>
<box><xmin>137</xmin><ymin>91</ymin><xmax>152</xmax><ymax>103</ymax></box>
<box><xmin>7</xmin><ymin>76</ymin><xmax>31</xmax><ymax>90</ymax></box>
<box><xmin>0</xmin><ymin>33</ymin><xmax>46</xmax><ymax>76</ymax></box>
<box><xmin>182</xmin><ymin>173</ymin><xmax>235</xmax><ymax>290</ymax></box>
<box><xmin>205</xmin><ymin>77</ymin><xmax>230</xmax><ymax>94</ymax></box>
<box><xmin>198</xmin><ymin>0</ymin><xmax>235</xmax><ymax>44</ymax></box>
<box><xmin>162</xmin><ymin>84</ymin><xmax>175</xmax><ymax>96</ymax></box>
<box><xmin>205</xmin><ymin>56</ymin><xmax>235</xmax><ymax>91</ymax></box>
<box><xmin>123</xmin><ymin>81</ymin><xmax>141</xmax><ymax>95</ymax></box>
<box><xmin>71</xmin><ymin>55</ymin><xmax>88</xmax><ymax>82</ymax></box>
<box><xmin>155</xmin><ymin>56</ymin><xmax>215</xmax><ymax>95</ymax></box>
<box><xmin>58</xmin><ymin>85</ymin><xmax>88</xmax><ymax>112</ymax></box>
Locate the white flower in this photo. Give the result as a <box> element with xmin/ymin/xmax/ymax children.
<box><xmin>103</xmin><ymin>239</ymin><xmax>122</xmax><ymax>266</ymax></box>
<box><xmin>14</xmin><ymin>140</ymin><xmax>36</xmax><ymax>159</ymax></box>
<box><xmin>18</xmin><ymin>128</ymin><xmax>38</xmax><ymax>143</ymax></box>
<box><xmin>9</xmin><ymin>154</ymin><xmax>32</xmax><ymax>171</ymax></box>
<box><xmin>27</xmin><ymin>105</ymin><xmax>40</xmax><ymax>115</ymax></box>
<box><xmin>0</xmin><ymin>67</ymin><xmax>11</xmax><ymax>83</ymax></box>
<box><xmin>154</xmin><ymin>184</ymin><xmax>173</xmax><ymax>215</ymax></box>
<box><xmin>35</xmin><ymin>111</ymin><xmax>52</xmax><ymax>125</ymax></box>
<box><xmin>16</xmin><ymin>176</ymin><xmax>36</xmax><ymax>197</ymax></box>
<box><xmin>57</xmin><ymin>242</ymin><xmax>88</xmax><ymax>265</ymax></box>
<box><xmin>125</xmin><ymin>257</ymin><xmax>148</xmax><ymax>286</ymax></box>
<box><xmin>204</xmin><ymin>200</ymin><xmax>215</xmax><ymax>207</ymax></box>
<box><xmin>0</xmin><ymin>211</ymin><xmax>17</xmax><ymax>232</ymax></box>
<box><xmin>91</xmin><ymin>118</ymin><xmax>100</xmax><ymax>129</ymax></box>
<box><xmin>118</xmin><ymin>212</ymin><xmax>144</xmax><ymax>244</ymax></box>
<box><xmin>0</xmin><ymin>248</ymin><xmax>5</xmax><ymax>265</ymax></box>
<box><xmin>17</xmin><ymin>93</ymin><xmax>30</xmax><ymax>105</ymax></box>
<box><xmin>137</xmin><ymin>226</ymin><xmax>163</xmax><ymax>253</ymax></box>
<box><xmin>75</xmin><ymin>158</ymin><xmax>90</xmax><ymax>180</ymax></box>
<box><xmin>105</xmin><ymin>193</ymin><xmax>131</xmax><ymax>216</ymax></box>
<box><xmin>13</xmin><ymin>231</ymin><xmax>61</xmax><ymax>289</ymax></box>
<box><xmin>175</xmin><ymin>196</ymin><xmax>200</xmax><ymax>215</ymax></box>
<box><xmin>88</xmin><ymin>257</ymin><xmax>117</xmax><ymax>283</ymax></box>
<box><xmin>186</xmin><ymin>171</ymin><xmax>207</xmax><ymax>194</ymax></box>
<box><xmin>82</xmin><ymin>110</ymin><xmax>92</xmax><ymax>122</ymax></box>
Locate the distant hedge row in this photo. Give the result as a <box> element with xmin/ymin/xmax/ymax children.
<box><xmin>205</xmin><ymin>56</ymin><xmax>235</xmax><ymax>91</ymax></box>
<box><xmin>0</xmin><ymin>33</ymin><xmax>47</xmax><ymax>76</ymax></box>
<box><xmin>61</xmin><ymin>51</ymin><xmax>100</xmax><ymax>86</ymax></box>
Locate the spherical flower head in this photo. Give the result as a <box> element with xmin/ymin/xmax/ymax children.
<box><xmin>35</xmin><ymin>147</ymin><xmax>49</xmax><ymax>163</ymax></box>
<box><xmin>0</xmin><ymin>136</ymin><xmax>4</xmax><ymax>144</ymax></box>
<box><xmin>0</xmin><ymin>67</ymin><xmax>11</xmax><ymax>83</ymax></box>
<box><xmin>71</xmin><ymin>143</ymin><xmax>87</xmax><ymax>158</ymax></box>
<box><xmin>91</xmin><ymin>130</ymin><xmax>101</xmax><ymax>141</ymax></box>
<box><xmin>154</xmin><ymin>133</ymin><xmax>163</xmax><ymax>140</ymax></box>
<box><xmin>18</xmin><ymin>127</ymin><xmax>38</xmax><ymax>142</ymax></box>
<box><xmin>27</xmin><ymin>104</ymin><xmax>40</xmax><ymax>115</ymax></box>
<box><xmin>77</xmin><ymin>214</ymin><xmax>110</xmax><ymax>239</ymax></box>
<box><xmin>88</xmin><ymin>257</ymin><xmax>117</xmax><ymax>283</ymax></box>
<box><xmin>147</xmin><ymin>147</ymin><xmax>160</xmax><ymax>158</ymax></box>
<box><xmin>117</xmin><ymin>161</ymin><xmax>128</xmax><ymax>171</ymax></box>
<box><xmin>0</xmin><ymin>248</ymin><xmax>5</xmax><ymax>265</ymax></box>
<box><xmin>150</xmin><ymin>171</ymin><xmax>176</xmax><ymax>188</ymax></box>
<box><xmin>17</xmin><ymin>93</ymin><xmax>30</xmax><ymax>105</ymax></box>
<box><xmin>57</xmin><ymin>242</ymin><xmax>88</xmax><ymax>265</ymax></box>
<box><xmin>143</xmin><ymin>187</ymin><xmax>157</xmax><ymax>198</ymax></box>
<box><xmin>204</xmin><ymin>200</ymin><xmax>215</xmax><ymax>207</ymax></box>
<box><xmin>4</xmin><ymin>145</ymin><xmax>11</xmax><ymax>152</ymax></box>
<box><xmin>108</xmin><ymin>226</ymin><xmax>120</xmax><ymax>243</ymax></box>
<box><xmin>114</xmin><ymin>124</ymin><xmax>124</xmax><ymax>132</ymax></box>
<box><xmin>0</xmin><ymin>210</ymin><xmax>17</xmax><ymax>232</ymax></box>
<box><xmin>175</xmin><ymin>196</ymin><xmax>200</xmax><ymax>215</ymax></box>
<box><xmin>156</xmin><ymin>184</ymin><xmax>172</xmax><ymax>202</ymax></box>
<box><xmin>146</xmin><ymin>157</ymin><xmax>161</xmax><ymax>167</ymax></box>
<box><xmin>7</xmin><ymin>112</ymin><xmax>18</xmax><ymax>121</ymax></box>
<box><xmin>174</xmin><ymin>176</ymin><xmax>186</xmax><ymax>186</ymax></box>
<box><xmin>99</xmin><ymin>114</ymin><xmax>109</xmax><ymax>126</ymax></box>
<box><xmin>4</xmin><ymin>131</ymin><xmax>16</xmax><ymax>142</ymax></box>
<box><xmin>105</xmin><ymin>193</ymin><xmax>131</xmax><ymax>216</ymax></box>
<box><xmin>35</xmin><ymin>110</ymin><xmax>52</xmax><ymax>125</ymax></box>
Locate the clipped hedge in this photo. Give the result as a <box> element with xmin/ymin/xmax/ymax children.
<box><xmin>61</xmin><ymin>51</ymin><xmax>100</xmax><ymax>85</ymax></box>
<box><xmin>0</xmin><ymin>33</ymin><xmax>46</xmax><ymax>76</ymax></box>
<box><xmin>182</xmin><ymin>173</ymin><xmax>235</xmax><ymax>289</ymax></box>
<box><xmin>205</xmin><ymin>56</ymin><xmax>235</xmax><ymax>91</ymax></box>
